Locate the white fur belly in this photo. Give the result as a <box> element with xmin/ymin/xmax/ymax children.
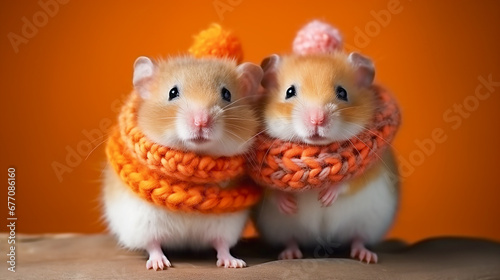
<box><xmin>257</xmin><ymin>161</ymin><xmax>398</xmax><ymax>246</ymax></box>
<box><xmin>102</xmin><ymin>166</ymin><xmax>248</xmax><ymax>250</ymax></box>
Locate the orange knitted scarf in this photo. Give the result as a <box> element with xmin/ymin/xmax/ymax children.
<box><xmin>249</xmin><ymin>84</ymin><xmax>400</xmax><ymax>192</ymax></box>
<box><xmin>106</xmin><ymin>94</ymin><xmax>262</xmax><ymax>213</ymax></box>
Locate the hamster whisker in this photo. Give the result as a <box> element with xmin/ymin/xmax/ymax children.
<box><xmin>258</xmin><ymin>136</ymin><xmax>285</xmax><ymax>173</ymax></box>
<box><xmin>224</xmin><ymin>123</ymin><xmax>257</xmax><ymax>133</ymax></box>
<box><xmin>221</xmin><ymin>95</ymin><xmax>255</xmax><ymax>110</ymax></box>
<box><xmin>332</xmin><ymin>105</ymin><xmax>371</xmax><ymax>113</ymax></box>
<box><xmin>84</xmin><ymin>138</ymin><xmax>109</xmax><ymax>162</ymax></box>
<box><xmin>344</xmin><ymin>121</ymin><xmax>400</xmax><ymax>154</ymax></box>
<box><xmin>337</xmin><ymin>129</ymin><xmax>363</xmax><ymax>158</ymax></box>
<box><xmin>279</xmin><ymin>133</ymin><xmax>300</xmax><ymax>156</ymax></box>
<box><xmin>337</xmin><ymin>129</ymin><xmax>374</xmax><ymax>190</ymax></box>
<box><xmin>237</xmin><ymin>127</ymin><xmax>272</xmax><ymax>150</ymax></box>
<box><xmin>157</xmin><ymin>117</ymin><xmax>182</xmax><ymax>120</ymax></box>
<box><xmin>81</xmin><ymin>128</ymin><xmax>121</xmax><ymax>161</ymax></box>
<box><xmin>221</xmin><ymin>104</ymin><xmax>253</xmax><ymax>112</ymax></box>
<box><xmin>341</xmin><ymin>126</ymin><xmax>393</xmax><ymax>172</ymax></box>
<box><xmin>152</xmin><ymin>99</ymin><xmax>172</xmax><ymax>109</ymax></box>
<box><xmin>242</xmin><ymin>128</ymin><xmax>273</xmax><ymax>170</ymax></box>
<box><xmin>224</xmin><ymin>129</ymin><xmax>246</xmax><ymax>143</ymax></box>
<box><xmin>85</xmin><ymin>130</ymin><xmax>114</xmax><ymax>146</ymax></box>
<box><xmin>267</xmin><ymin>116</ymin><xmax>293</xmax><ymax>122</ymax></box>
<box><xmin>223</xmin><ymin>117</ymin><xmax>255</xmax><ymax>121</ymax></box>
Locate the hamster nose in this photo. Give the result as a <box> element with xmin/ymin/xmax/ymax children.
<box><xmin>309</xmin><ymin>109</ymin><xmax>325</xmax><ymax>126</ymax></box>
<box><xmin>193</xmin><ymin>111</ymin><xmax>210</xmax><ymax>128</ymax></box>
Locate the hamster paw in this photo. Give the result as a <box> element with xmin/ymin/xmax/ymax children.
<box><xmin>276</xmin><ymin>191</ymin><xmax>297</xmax><ymax>215</ymax></box>
<box><xmin>213</xmin><ymin>238</ymin><xmax>246</xmax><ymax>268</ymax></box>
<box><xmin>146</xmin><ymin>241</ymin><xmax>171</xmax><ymax>270</ymax></box>
<box><xmin>350</xmin><ymin>240</ymin><xmax>378</xmax><ymax>264</ymax></box>
<box><xmin>146</xmin><ymin>255</ymin><xmax>171</xmax><ymax>270</ymax></box>
<box><xmin>216</xmin><ymin>257</ymin><xmax>247</xmax><ymax>268</ymax></box>
<box><xmin>278</xmin><ymin>247</ymin><xmax>303</xmax><ymax>260</ymax></box>
<box><xmin>318</xmin><ymin>185</ymin><xmax>339</xmax><ymax>207</ymax></box>
<box><xmin>278</xmin><ymin>240</ymin><xmax>303</xmax><ymax>260</ymax></box>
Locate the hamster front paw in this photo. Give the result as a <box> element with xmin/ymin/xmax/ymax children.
<box><xmin>318</xmin><ymin>185</ymin><xmax>339</xmax><ymax>207</ymax></box>
<box><xmin>275</xmin><ymin>191</ymin><xmax>297</xmax><ymax>215</ymax></box>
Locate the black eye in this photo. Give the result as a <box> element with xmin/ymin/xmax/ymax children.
<box><xmin>286</xmin><ymin>85</ymin><xmax>296</xmax><ymax>99</ymax></box>
<box><xmin>169</xmin><ymin>86</ymin><xmax>179</xmax><ymax>101</ymax></box>
<box><xmin>335</xmin><ymin>86</ymin><xmax>348</xmax><ymax>102</ymax></box>
<box><xmin>221</xmin><ymin>87</ymin><xmax>231</xmax><ymax>102</ymax></box>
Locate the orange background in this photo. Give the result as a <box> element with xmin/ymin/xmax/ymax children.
<box><xmin>1</xmin><ymin>0</ymin><xmax>499</xmax><ymax>243</ymax></box>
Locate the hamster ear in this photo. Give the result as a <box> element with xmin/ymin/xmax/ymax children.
<box><xmin>133</xmin><ymin>56</ymin><xmax>156</xmax><ymax>99</ymax></box>
<box><xmin>236</xmin><ymin>62</ymin><xmax>264</xmax><ymax>97</ymax></box>
<box><xmin>348</xmin><ymin>52</ymin><xmax>375</xmax><ymax>88</ymax></box>
<box><xmin>260</xmin><ymin>54</ymin><xmax>280</xmax><ymax>90</ymax></box>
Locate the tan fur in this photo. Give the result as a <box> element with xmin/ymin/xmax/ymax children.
<box><xmin>345</xmin><ymin>149</ymin><xmax>399</xmax><ymax>196</ymax></box>
<box><xmin>136</xmin><ymin>56</ymin><xmax>259</xmax><ymax>156</ymax></box>
<box><xmin>265</xmin><ymin>53</ymin><xmax>375</xmax><ymax>131</ymax></box>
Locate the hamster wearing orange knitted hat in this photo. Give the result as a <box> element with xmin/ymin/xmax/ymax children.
<box><xmin>251</xmin><ymin>20</ymin><xmax>400</xmax><ymax>263</ymax></box>
<box><xmin>102</xmin><ymin>25</ymin><xmax>263</xmax><ymax>270</ymax></box>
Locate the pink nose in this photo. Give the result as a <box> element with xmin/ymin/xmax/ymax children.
<box><xmin>309</xmin><ymin>109</ymin><xmax>325</xmax><ymax>126</ymax></box>
<box><xmin>193</xmin><ymin>112</ymin><xmax>210</xmax><ymax>128</ymax></box>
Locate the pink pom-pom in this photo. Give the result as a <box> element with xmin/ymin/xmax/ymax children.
<box><xmin>292</xmin><ymin>20</ymin><xmax>343</xmax><ymax>55</ymax></box>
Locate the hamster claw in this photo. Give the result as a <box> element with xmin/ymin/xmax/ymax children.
<box><xmin>276</xmin><ymin>191</ymin><xmax>297</xmax><ymax>215</ymax></box>
<box><xmin>216</xmin><ymin>257</ymin><xmax>247</xmax><ymax>268</ymax></box>
<box><xmin>214</xmin><ymin>238</ymin><xmax>246</xmax><ymax>268</ymax></box>
<box><xmin>350</xmin><ymin>240</ymin><xmax>378</xmax><ymax>264</ymax></box>
<box><xmin>146</xmin><ymin>255</ymin><xmax>171</xmax><ymax>270</ymax></box>
<box><xmin>278</xmin><ymin>240</ymin><xmax>303</xmax><ymax>260</ymax></box>
<box><xmin>278</xmin><ymin>248</ymin><xmax>303</xmax><ymax>260</ymax></box>
<box><xmin>318</xmin><ymin>185</ymin><xmax>339</xmax><ymax>207</ymax></box>
<box><xmin>146</xmin><ymin>241</ymin><xmax>171</xmax><ymax>270</ymax></box>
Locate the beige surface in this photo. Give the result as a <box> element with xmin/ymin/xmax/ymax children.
<box><xmin>1</xmin><ymin>234</ymin><xmax>500</xmax><ymax>280</ymax></box>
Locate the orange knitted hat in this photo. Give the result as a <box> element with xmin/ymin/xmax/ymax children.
<box><xmin>105</xmin><ymin>24</ymin><xmax>261</xmax><ymax>213</ymax></box>
<box><xmin>249</xmin><ymin>84</ymin><xmax>400</xmax><ymax>192</ymax></box>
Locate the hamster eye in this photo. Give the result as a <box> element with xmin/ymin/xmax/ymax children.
<box><xmin>335</xmin><ymin>86</ymin><xmax>348</xmax><ymax>102</ymax></box>
<box><xmin>285</xmin><ymin>85</ymin><xmax>296</xmax><ymax>99</ymax></box>
<box><xmin>168</xmin><ymin>86</ymin><xmax>179</xmax><ymax>101</ymax></box>
<box><xmin>221</xmin><ymin>87</ymin><xmax>231</xmax><ymax>102</ymax></box>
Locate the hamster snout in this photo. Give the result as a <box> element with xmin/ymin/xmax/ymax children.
<box><xmin>179</xmin><ymin>103</ymin><xmax>227</xmax><ymax>147</ymax></box>
<box><xmin>186</xmin><ymin>108</ymin><xmax>215</xmax><ymax>143</ymax></box>
<box><xmin>301</xmin><ymin>105</ymin><xmax>334</xmax><ymax>143</ymax></box>
<box><xmin>191</xmin><ymin>110</ymin><xmax>211</xmax><ymax>129</ymax></box>
<box><xmin>307</xmin><ymin>107</ymin><xmax>326</xmax><ymax>126</ymax></box>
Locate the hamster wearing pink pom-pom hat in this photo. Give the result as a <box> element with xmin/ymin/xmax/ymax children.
<box><xmin>255</xmin><ymin>20</ymin><xmax>400</xmax><ymax>264</ymax></box>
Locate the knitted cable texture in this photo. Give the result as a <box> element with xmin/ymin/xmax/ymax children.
<box><xmin>106</xmin><ymin>94</ymin><xmax>262</xmax><ymax>213</ymax></box>
<box><xmin>249</xmin><ymin>85</ymin><xmax>400</xmax><ymax>192</ymax></box>
<box><xmin>119</xmin><ymin>94</ymin><xmax>246</xmax><ymax>184</ymax></box>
